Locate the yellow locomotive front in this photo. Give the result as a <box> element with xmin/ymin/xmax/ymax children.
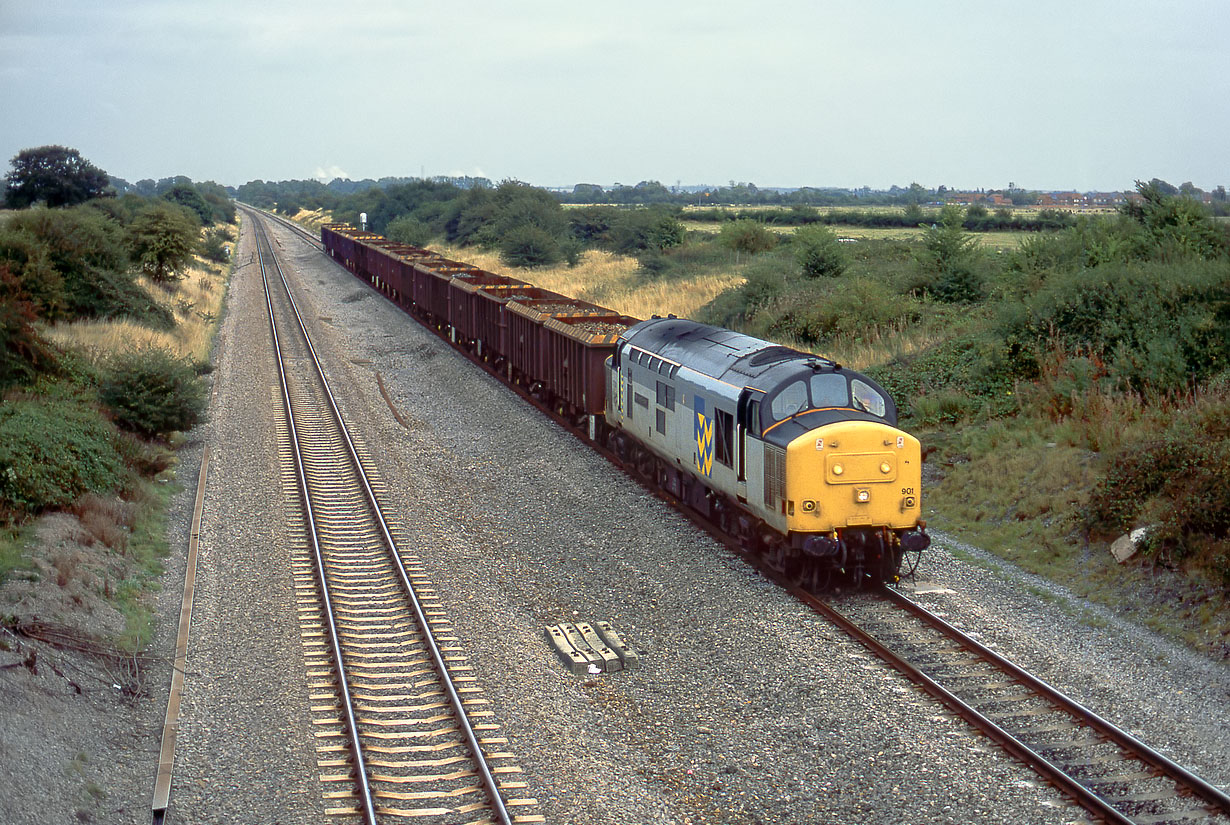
<box><xmin>778</xmin><ymin>417</ymin><xmax>929</xmax><ymax>584</ymax></box>
<box><xmin>785</xmin><ymin>420</ymin><xmax>922</xmax><ymax>534</ymax></box>
<box><xmin>751</xmin><ymin>368</ymin><xmax>930</xmax><ymax>586</ymax></box>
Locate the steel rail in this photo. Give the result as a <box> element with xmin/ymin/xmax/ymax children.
<box><xmin>251</xmin><ymin>209</ymin><xmax>514</xmax><ymax>825</ymax></box>
<box><xmin>255</xmin><ymin>207</ymin><xmax>323</xmax><ymax>250</ymax></box>
<box><xmin>254</xmin><ymin>217</ymin><xmax>380</xmax><ymax>825</ymax></box>
<box><xmin>803</xmin><ymin>591</ymin><xmax>1138</xmax><ymax>825</ymax></box>
<box><xmin>881</xmin><ymin>586</ymin><xmax>1230</xmax><ymax>818</ymax></box>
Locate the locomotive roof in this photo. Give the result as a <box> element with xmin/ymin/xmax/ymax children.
<box><xmin>621</xmin><ymin>317</ymin><xmax>898</xmax><ymax>432</ymax></box>
<box><xmin>621</xmin><ymin>317</ymin><xmax>839</xmax><ymax>387</ymax></box>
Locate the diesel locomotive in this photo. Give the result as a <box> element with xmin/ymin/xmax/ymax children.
<box><xmin>607</xmin><ymin>317</ymin><xmax>928</xmax><ymax>589</ymax></box>
<box><xmin>320</xmin><ymin>223</ymin><xmax>928</xmax><ymax>587</ymax></box>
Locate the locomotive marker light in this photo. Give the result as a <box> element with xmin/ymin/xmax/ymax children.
<box><xmin>856</xmin><ymin>488</ymin><xmax>871</xmax><ymax>503</ymax></box>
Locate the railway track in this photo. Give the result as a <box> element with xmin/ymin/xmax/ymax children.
<box><xmin>248</xmin><ymin>209</ymin><xmax>540</xmax><ymax>824</ymax></box>
<box><xmin>262</xmin><ymin>208</ymin><xmax>1227</xmax><ymax>824</ymax></box>
<box><xmin>811</xmin><ymin>586</ymin><xmax>1230</xmax><ymax>825</ymax></box>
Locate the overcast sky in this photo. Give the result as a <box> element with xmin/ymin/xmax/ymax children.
<box><xmin>1</xmin><ymin>1</ymin><xmax>1226</xmax><ymax>192</ymax></box>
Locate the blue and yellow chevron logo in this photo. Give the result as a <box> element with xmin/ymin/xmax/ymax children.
<box><xmin>695</xmin><ymin>396</ymin><xmax>714</xmax><ymax>477</ymax></box>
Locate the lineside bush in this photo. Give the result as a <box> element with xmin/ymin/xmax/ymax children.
<box><xmin>1000</xmin><ymin>259</ymin><xmax>1230</xmax><ymax>394</ymax></box>
<box><xmin>0</xmin><ymin>393</ymin><xmax>125</xmax><ymax>516</ymax></box>
<box><xmin>99</xmin><ymin>345</ymin><xmax>208</xmax><ymax>438</ymax></box>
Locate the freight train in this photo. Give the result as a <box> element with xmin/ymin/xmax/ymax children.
<box><xmin>320</xmin><ymin>223</ymin><xmax>929</xmax><ymax>588</ymax></box>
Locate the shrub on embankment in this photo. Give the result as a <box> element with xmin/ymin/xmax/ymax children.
<box><xmin>99</xmin><ymin>344</ymin><xmax>209</xmax><ymax>438</ymax></box>
<box><xmin>0</xmin><ymin>388</ymin><xmax>127</xmax><ymax>517</ymax></box>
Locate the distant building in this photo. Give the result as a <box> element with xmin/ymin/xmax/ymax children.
<box><xmin>1087</xmin><ymin>191</ymin><xmax>1127</xmax><ymax>207</ymax></box>
<box><xmin>944</xmin><ymin>192</ymin><xmax>1014</xmax><ymax>207</ymax></box>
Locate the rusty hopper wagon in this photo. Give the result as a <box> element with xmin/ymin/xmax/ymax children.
<box><xmin>320</xmin><ymin>224</ymin><xmax>637</xmax><ymax>430</ymax></box>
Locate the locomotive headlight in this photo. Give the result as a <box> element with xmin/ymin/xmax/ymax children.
<box><xmin>832</xmin><ymin>463</ymin><xmax>844</xmax><ymax>476</ymax></box>
<box><xmin>856</xmin><ymin>488</ymin><xmax>871</xmax><ymax>503</ymax></box>
<box><xmin>880</xmin><ymin>461</ymin><xmax>892</xmax><ymax>474</ymax></box>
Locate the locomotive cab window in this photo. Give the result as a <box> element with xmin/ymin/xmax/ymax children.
<box><xmin>769</xmin><ymin>380</ymin><xmax>809</xmax><ymax>422</ymax></box>
<box><xmin>851</xmin><ymin>379</ymin><xmax>887</xmax><ymax>418</ymax></box>
<box><xmin>809</xmin><ymin>373</ymin><xmax>848</xmax><ymax>408</ymax></box>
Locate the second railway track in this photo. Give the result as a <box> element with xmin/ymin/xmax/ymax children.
<box><xmin>249</xmin><ymin>208</ymin><xmax>541</xmax><ymax>824</ymax></box>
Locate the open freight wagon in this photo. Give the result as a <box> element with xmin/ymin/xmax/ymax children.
<box><xmin>320</xmin><ymin>223</ymin><xmax>640</xmax><ymax>432</ymax></box>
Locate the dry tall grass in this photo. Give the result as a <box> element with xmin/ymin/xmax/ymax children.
<box><xmin>292</xmin><ymin>208</ymin><xmax>330</xmax><ymax>233</ymax></box>
<box><xmin>798</xmin><ymin>322</ymin><xmax>949</xmax><ymax>373</ymax></box>
<box><xmin>45</xmin><ymin>221</ymin><xmax>234</xmax><ymax>364</ymax></box>
<box><xmin>430</xmin><ymin>245</ymin><xmax>745</xmax><ymax>321</ymax></box>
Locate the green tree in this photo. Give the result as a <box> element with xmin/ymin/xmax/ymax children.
<box><xmin>386</xmin><ymin>214</ymin><xmax>434</xmax><ymax>247</ymax></box>
<box><xmin>3</xmin><ymin>145</ymin><xmax>110</xmax><ymax>208</ymax></box>
<box><xmin>162</xmin><ymin>184</ymin><xmax>214</xmax><ymax>225</ymax></box>
<box><xmin>607</xmin><ymin>208</ymin><xmax>684</xmax><ymax>254</ymax></box>
<box><xmin>914</xmin><ymin>205</ymin><xmax>984</xmax><ymax>302</ymax></box>
<box><xmin>903</xmin><ymin>182</ymin><xmax>929</xmax><ymax>205</ymax></box>
<box><xmin>1121</xmin><ymin>180</ymin><xmax>1227</xmax><ymax>260</ymax></box>
<box><xmin>499</xmin><ymin>225</ymin><xmax>562</xmax><ymax>267</ymax></box>
<box><xmin>127</xmin><ymin>201</ymin><xmax>200</xmax><ymax>282</ymax></box>
<box><xmin>793</xmin><ymin>224</ymin><xmax>848</xmax><ymax>278</ymax></box>
<box><xmin>919</xmin><ymin>205</ymin><xmax>979</xmax><ymax>271</ymax></box>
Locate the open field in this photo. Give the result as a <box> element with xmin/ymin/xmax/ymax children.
<box><xmin>681</xmin><ymin>220</ymin><xmax>1031</xmax><ymax>250</ymax></box>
